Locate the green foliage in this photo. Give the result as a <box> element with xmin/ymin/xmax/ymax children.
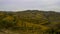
<box><xmin>0</xmin><ymin>10</ymin><xmax>60</xmax><ymax>34</ymax></box>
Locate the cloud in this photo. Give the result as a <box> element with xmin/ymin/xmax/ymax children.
<box><xmin>0</xmin><ymin>0</ymin><xmax>60</xmax><ymax>12</ymax></box>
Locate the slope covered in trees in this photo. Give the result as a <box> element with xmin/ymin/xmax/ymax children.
<box><xmin>0</xmin><ymin>10</ymin><xmax>60</xmax><ymax>34</ymax></box>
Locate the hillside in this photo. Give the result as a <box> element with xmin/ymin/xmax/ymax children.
<box><xmin>0</xmin><ymin>10</ymin><xmax>60</xmax><ymax>34</ymax></box>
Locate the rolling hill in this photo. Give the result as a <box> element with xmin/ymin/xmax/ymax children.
<box><xmin>0</xmin><ymin>10</ymin><xmax>60</xmax><ymax>34</ymax></box>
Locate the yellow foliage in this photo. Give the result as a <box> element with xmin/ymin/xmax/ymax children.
<box><xmin>35</xmin><ymin>13</ymin><xmax>44</xmax><ymax>19</ymax></box>
<box><xmin>17</xmin><ymin>20</ymin><xmax>50</xmax><ymax>31</ymax></box>
<box><xmin>3</xmin><ymin>16</ymin><xmax>14</xmax><ymax>22</ymax></box>
<box><xmin>16</xmin><ymin>20</ymin><xmax>23</xmax><ymax>27</ymax></box>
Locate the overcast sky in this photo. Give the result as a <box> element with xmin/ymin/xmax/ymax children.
<box><xmin>0</xmin><ymin>0</ymin><xmax>60</xmax><ymax>11</ymax></box>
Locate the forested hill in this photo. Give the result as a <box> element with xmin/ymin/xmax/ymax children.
<box><xmin>0</xmin><ymin>10</ymin><xmax>60</xmax><ymax>34</ymax></box>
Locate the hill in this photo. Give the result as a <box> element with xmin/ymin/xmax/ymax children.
<box><xmin>0</xmin><ymin>10</ymin><xmax>60</xmax><ymax>34</ymax></box>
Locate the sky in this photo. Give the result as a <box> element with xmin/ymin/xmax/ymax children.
<box><xmin>0</xmin><ymin>0</ymin><xmax>60</xmax><ymax>12</ymax></box>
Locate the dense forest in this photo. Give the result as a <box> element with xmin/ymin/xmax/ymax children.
<box><xmin>0</xmin><ymin>10</ymin><xmax>60</xmax><ymax>34</ymax></box>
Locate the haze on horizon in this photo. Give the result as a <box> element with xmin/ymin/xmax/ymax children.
<box><xmin>0</xmin><ymin>0</ymin><xmax>60</xmax><ymax>12</ymax></box>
